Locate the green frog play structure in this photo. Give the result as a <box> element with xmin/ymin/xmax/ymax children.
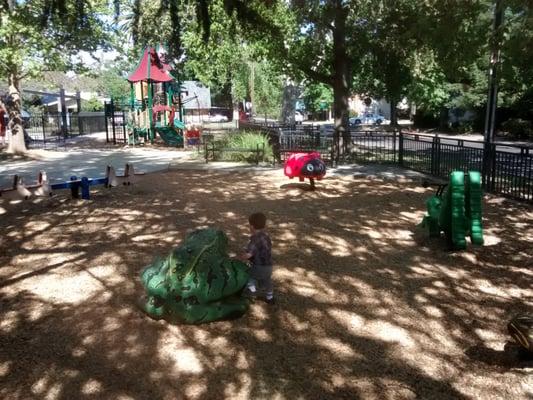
<box><xmin>420</xmin><ymin>171</ymin><xmax>484</xmax><ymax>250</ymax></box>
<box><xmin>139</xmin><ymin>228</ymin><xmax>250</xmax><ymax>324</ymax></box>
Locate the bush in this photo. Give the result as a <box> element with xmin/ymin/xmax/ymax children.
<box><xmin>450</xmin><ymin>121</ymin><xmax>474</xmax><ymax>134</ymax></box>
<box><xmin>500</xmin><ymin>118</ymin><xmax>533</xmax><ymax>140</ymax></box>
<box><xmin>211</xmin><ymin>131</ymin><xmax>273</xmax><ymax>163</ymax></box>
<box><xmin>413</xmin><ymin>110</ymin><xmax>440</xmax><ymax>129</ymax></box>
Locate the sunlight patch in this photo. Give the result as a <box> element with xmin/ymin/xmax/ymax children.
<box><xmin>132</xmin><ymin>234</ymin><xmax>163</xmax><ymax>242</ymax></box>
<box><xmin>163</xmin><ymin>348</ymin><xmax>203</xmax><ymax>374</ymax></box>
<box><xmin>474</xmin><ymin>328</ymin><xmax>499</xmax><ymax>342</ymax></box>
<box><xmin>254</xmin><ymin>329</ymin><xmax>272</xmax><ymax>342</ymax></box>
<box><xmin>318</xmin><ymin>338</ymin><xmax>358</xmax><ymax>358</ymax></box>
<box><xmin>81</xmin><ymin>379</ymin><xmax>102</xmax><ymax>395</ymax></box>
<box><xmin>21</xmin><ymin>272</ymin><xmax>102</xmax><ymax>304</ymax></box>
<box><xmin>0</xmin><ymin>311</ymin><xmax>19</xmax><ymax>333</ymax></box>
<box><xmin>482</xmin><ymin>233</ymin><xmax>501</xmax><ymax>246</ymax></box>
<box><xmin>367</xmin><ymin>320</ymin><xmax>415</xmax><ymax>348</ymax></box>
<box><xmin>0</xmin><ymin>361</ymin><xmax>12</xmax><ymax>377</ymax></box>
<box><xmin>224</xmin><ymin>372</ymin><xmax>251</xmax><ymax>399</ymax></box>
<box><xmin>31</xmin><ymin>376</ymin><xmax>49</xmax><ymax>395</ymax></box>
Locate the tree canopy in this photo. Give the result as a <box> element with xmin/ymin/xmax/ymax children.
<box><xmin>0</xmin><ymin>0</ymin><xmax>110</xmax><ymax>153</ymax></box>
<box><xmin>2</xmin><ymin>0</ymin><xmax>533</xmax><ymax>154</ymax></box>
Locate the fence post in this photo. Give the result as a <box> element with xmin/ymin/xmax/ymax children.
<box><xmin>490</xmin><ymin>143</ymin><xmax>497</xmax><ymax>192</ymax></box>
<box><xmin>430</xmin><ymin>136</ymin><xmax>441</xmax><ymax>176</ymax></box>
<box><xmin>111</xmin><ymin>99</ymin><xmax>116</xmax><ymax>145</ymax></box>
<box><xmin>256</xmin><ymin>143</ymin><xmax>259</xmax><ymax>165</ymax></box>
<box><xmin>204</xmin><ymin>142</ymin><xmax>208</xmax><ymax>163</ymax></box>
<box><xmin>392</xmin><ymin>129</ymin><xmax>397</xmax><ymax>163</ymax></box>
<box><xmin>104</xmin><ymin>102</ymin><xmax>110</xmax><ymax>143</ymax></box>
<box><xmin>41</xmin><ymin>114</ymin><xmax>46</xmax><ymax>146</ymax></box>
<box><xmin>482</xmin><ymin>140</ymin><xmax>494</xmax><ymax>190</ymax></box>
<box><xmin>122</xmin><ymin>111</ymin><xmax>126</xmax><ymax>143</ymax></box>
<box><xmin>398</xmin><ymin>131</ymin><xmax>404</xmax><ymax>166</ymax></box>
<box><xmin>77</xmin><ymin>91</ymin><xmax>83</xmax><ymax>135</ymax></box>
<box><xmin>59</xmin><ymin>88</ymin><xmax>68</xmax><ymax>138</ymax></box>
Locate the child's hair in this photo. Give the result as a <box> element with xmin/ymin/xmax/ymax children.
<box><xmin>249</xmin><ymin>212</ymin><xmax>266</xmax><ymax>229</ymax></box>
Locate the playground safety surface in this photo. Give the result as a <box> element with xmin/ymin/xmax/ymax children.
<box><xmin>0</xmin><ymin>167</ymin><xmax>532</xmax><ymax>399</ymax></box>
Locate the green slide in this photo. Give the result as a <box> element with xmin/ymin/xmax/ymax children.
<box><xmin>420</xmin><ymin>171</ymin><xmax>484</xmax><ymax>250</ymax></box>
<box><xmin>156</xmin><ymin>126</ymin><xmax>184</xmax><ymax>147</ymax></box>
<box><xmin>139</xmin><ymin>228</ymin><xmax>250</xmax><ymax>324</ymax></box>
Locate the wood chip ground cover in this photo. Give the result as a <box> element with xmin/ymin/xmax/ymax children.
<box><xmin>0</xmin><ymin>168</ymin><xmax>532</xmax><ymax>399</ymax></box>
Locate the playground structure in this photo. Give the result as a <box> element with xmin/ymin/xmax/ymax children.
<box><xmin>284</xmin><ymin>152</ymin><xmax>327</xmax><ymax>190</ymax></box>
<box><xmin>126</xmin><ymin>46</ymin><xmax>187</xmax><ymax>147</ymax></box>
<box><xmin>0</xmin><ymin>164</ymin><xmax>143</xmax><ymax>201</ymax></box>
<box><xmin>420</xmin><ymin>171</ymin><xmax>484</xmax><ymax>250</ymax></box>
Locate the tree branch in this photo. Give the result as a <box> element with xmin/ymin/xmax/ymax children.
<box><xmin>297</xmin><ymin>63</ymin><xmax>332</xmax><ymax>85</ymax></box>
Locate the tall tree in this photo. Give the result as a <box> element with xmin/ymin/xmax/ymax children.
<box><xmin>0</xmin><ymin>0</ymin><xmax>109</xmax><ymax>153</ymax></box>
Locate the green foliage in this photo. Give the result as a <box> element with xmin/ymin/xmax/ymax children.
<box><xmin>0</xmin><ymin>0</ymin><xmax>110</xmax><ymax>82</ymax></box>
<box><xmin>94</xmin><ymin>67</ymin><xmax>130</xmax><ymax>100</ymax></box>
<box><xmin>500</xmin><ymin>118</ymin><xmax>533</xmax><ymax>140</ymax></box>
<box><xmin>303</xmin><ymin>83</ymin><xmax>333</xmax><ymax>114</ymax></box>
<box><xmin>251</xmin><ymin>62</ymin><xmax>283</xmax><ymax>119</ymax></box>
<box><xmin>212</xmin><ymin>131</ymin><xmax>273</xmax><ymax>163</ymax></box>
<box><xmin>81</xmin><ymin>97</ymin><xmax>104</xmax><ymax>111</ymax></box>
<box><xmin>0</xmin><ymin>0</ymin><xmax>110</xmax><ymax>153</ymax></box>
<box><xmin>450</xmin><ymin>121</ymin><xmax>475</xmax><ymax>134</ymax></box>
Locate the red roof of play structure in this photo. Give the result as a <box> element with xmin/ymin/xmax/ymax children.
<box><xmin>127</xmin><ymin>47</ymin><xmax>174</xmax><ymax>83</ymax></box>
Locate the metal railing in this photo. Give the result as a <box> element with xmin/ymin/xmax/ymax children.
<box><xmin>239</xmin><ymin>122</ymin><xmax>533</xmax><ymax>202</ymax></box>
<box><xmin>22</xmin><ymin>112</ymin><xmax>108</xmax><ymax>149</ymax></box>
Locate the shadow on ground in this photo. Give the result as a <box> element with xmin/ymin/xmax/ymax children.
<box><xmin>0</xmin><ymin>168</ymin><xmax>532</xmax><ymax>399</ymax></box>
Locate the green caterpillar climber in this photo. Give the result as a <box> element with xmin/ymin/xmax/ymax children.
<box><xmin>420</xmin><ymin>171</ymin><xmax>484</xmax><ymax>250</ymax></box>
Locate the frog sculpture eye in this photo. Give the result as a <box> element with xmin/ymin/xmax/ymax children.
<box><xmin>139</xmin><ymin>228</ymin><xmax>250</xmax><ymax>324</ymax></box>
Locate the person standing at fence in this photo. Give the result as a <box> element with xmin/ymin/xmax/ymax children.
<box><xmin>0</xmin><ymin>103</ymin><xmax>6</xmax><ymax>147</ymax></box>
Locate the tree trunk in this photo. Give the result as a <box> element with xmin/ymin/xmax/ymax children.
<box><xmin>281</xmin><ymin>78</ymin><xmax>298</xmax><ymax>125</ymax></box>
<box><xmin>332</xmin><ymin>2</ymin><xmax>350</xmax><ymax>162</ymax></box>
<box><xmin>439</xmin><ymin>107</ymin><xmax>449</xmax><ymax>130</ymax></box>
<box><xmin>390</xmin><ymin>97</ymin><xmax>398</xmax><ymax>126</ymax></box>
<box><xmin>6</xmin><ymin>73</ymin><xmax>27</xmax><ymax>154</ymax></box>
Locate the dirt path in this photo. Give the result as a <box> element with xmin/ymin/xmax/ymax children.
<box><xmin>0</xmin><ymin>168</ymin><xmax>531</xmax><ymax>399</ymax></box>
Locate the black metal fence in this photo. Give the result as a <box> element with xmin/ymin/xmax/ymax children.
<box><xmin>239</xmin><ymin>121</ymin><xmax>533</xmax><ymax>202</ymax></box>
<box><xmin>23</xmin><ymin>112</ymin><xmax>107</xmax><ymax>149</ymax></box>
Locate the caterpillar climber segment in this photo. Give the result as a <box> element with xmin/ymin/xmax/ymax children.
<box><xmin>508</xmin><ymin>314</ymin><xmax>533</xmax><ymax>354</ymax></box>
<box><xmin>420</xmin><ymin>171</ymin><xmax>484</xmax><ymax>250</ymax></box>
<box><xmin>465</xmin><ymin>171</ymin><xmax>484</xmax><ymax>246</ymax></box>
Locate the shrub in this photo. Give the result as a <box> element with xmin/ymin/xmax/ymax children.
<box><xmin>450</xmin><ymin>121</ymin><xmax>474</xmax><ymax>134</ymax></box>
<box><xmin>211</xmin><ymin>131</ymin><xmax>273</xmax><ymax>163</ymax></box>
<box><xmin>500</xmin><ymin>118</ymin><xmax>533</xmax><ymax>140</ymax></box>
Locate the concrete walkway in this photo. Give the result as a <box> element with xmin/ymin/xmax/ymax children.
<box><xmin>0</xmin><ymin>147</ymin><xmax>196</xmax><ymax>187</ymax></box>
<box><xmin>1</xmin><ymin>144</ymin><xmax>430</xmax><ymax>188</ymax></box>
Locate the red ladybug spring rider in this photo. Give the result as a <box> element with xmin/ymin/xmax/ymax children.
<box><xmin>284</xmin><ymin>152</ymin><xmax>326</xmax><ymax>190</ymax></box>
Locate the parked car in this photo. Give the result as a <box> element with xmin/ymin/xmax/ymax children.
<box><xmin>206</xmin><ymin>114</ymin><xmax>229</xmax><ymax>123</ymax></box>
<box><xmin>349</xmin><ymin>113</ymin><xmax>387</xmax><ymax>126</ymax></box>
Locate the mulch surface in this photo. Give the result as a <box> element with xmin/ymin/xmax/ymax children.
<box><xmin>1</xmin><ymin>168</ymin><xmax>532</xmax><ymax>399</ymax></box>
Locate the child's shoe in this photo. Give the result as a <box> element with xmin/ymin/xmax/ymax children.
<box><xmin>264</xmin><ymin>297</ymin><xmax>276</xmax><ymax>305</ymax></box>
